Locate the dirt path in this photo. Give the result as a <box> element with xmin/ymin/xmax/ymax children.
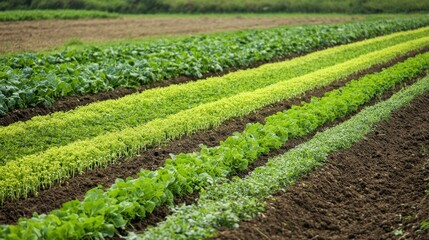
<box><xmin>215</xmin><ymin>87</ymin><xmax>429</xmax><ymax>239</ymax></box>
<box><xmin>0</xmin><ymin>16</ymin><xmax>356</xmax><ymax>54</ymax></box>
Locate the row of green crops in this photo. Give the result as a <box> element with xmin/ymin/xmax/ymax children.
<box><xmin>138</xmin><ymin>73</ymin><xmax>429</xmax><ymax>240</ymax></box>
<box><xmin>0</xmin><ymin>10</ymin><xmax>120</xmax><ymax>21</ymax></box>
<box><xmin>2</xmin><ymin>45</ymin><xmax>429</xmax><ymax>240</ymax></box>
<box><xmin>1</xmin><ymin>36</ymin><xmax>428</xmax><ymax>204</ymax></box>
<box><xmin>3</xmin><ymin>26</ymin><xmax>429</xmax><ymax>163</ymax></box>
<box><xmin>1</xmin><ymin>17</ymin><xmax>429</xmax><ymax>115</ymax></box>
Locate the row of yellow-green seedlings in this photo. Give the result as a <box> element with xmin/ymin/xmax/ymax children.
<box><xmin>2</xmin><ymin>26</ymin><xmax>429</xmax><ymax>163</ymax></box>
<box><xmin>137</xmin><ymin>68</ymin><xmax>429</xmax><ymax>240</ymax></box>
<box><xmin>0</xmin><ymin>36</ymin><xmax>429</xmax><ymax>205</ymax></box>
<box><xmin>3</xmin><ymin>45</ymin><xmax>429</xmax><ymax>240</ymax></box>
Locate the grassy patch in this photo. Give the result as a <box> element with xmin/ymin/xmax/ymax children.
<box><xmin>0</xmin><ymin>10</ymin><xmax>120</xmax><ymax>21</ymax></box>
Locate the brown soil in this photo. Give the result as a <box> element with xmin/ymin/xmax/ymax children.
<box><xmin>0</xmin><ymin>16</ymin><xmax>356</xmax><ymax>54</ymax></box>
<box><xmin>0</xmin><ymin>49</ymin><xmax>424</xmax><ymax>227</ymax></box>
<box><xmin>214</xmin><ymin>87</ymin><xmax>429</xmax><ymax>239</ymax></box>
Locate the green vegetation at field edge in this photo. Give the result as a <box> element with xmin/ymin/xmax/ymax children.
<box><xmin>1</xmin><ymin>0</ymin><xmax>429</xmax><ymax>14</ymax></box>
<box><xmin>0</xmin><ymin>9</ymin><xmax>119</xmax><ymax>21</ymax></box>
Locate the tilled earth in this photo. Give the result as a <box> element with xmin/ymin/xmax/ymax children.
<box><xmin>0</xmin><ymin>16</ymin><xmax>357</xmax><ymax>54</ymax></box>
<box><xmin>214</xmin><ymin>87</ymin><xmax>429</xmax><ymax>239</ymax></box>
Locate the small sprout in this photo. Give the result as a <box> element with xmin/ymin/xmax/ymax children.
<box><xmin>419</xmin><ymin>144</ymin><xmax>428</xmax><ymax>156</ymax></box>
<box><xmin>403</xmin><ymin>215</ymin><xmax>414</xmax><ymax>222</ymax></box>
<box><xmin>420</xmin><ymin>220</ymin><xmax>429</xmax><ymax>231</ymax></box>
<box><xmin>393</xmin><ymin>228</ymin><xmax>404</xmax><ymax>236</ymax></box>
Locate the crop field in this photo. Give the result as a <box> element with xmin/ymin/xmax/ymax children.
<box><xmin>1</xmin><ymin>13</ymin><xmax>429</xmax><ymax>240</ymax></box>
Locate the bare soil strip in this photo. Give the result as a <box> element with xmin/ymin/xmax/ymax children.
<box><xmin>0</xmin><ymin>49</ymin><xmax>424</xmax><ymax>227</ymax></box>
<box><xmin>0</xmin><ymin>16</ymin><xmax>356</xmax><ymax>54</ymax></box>
<box><xmin>213</xmin><ymin>82</ymin><xmax>429</xmax><ymax>240</ymax></box>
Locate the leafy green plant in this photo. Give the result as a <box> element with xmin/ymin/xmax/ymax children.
<box><xmin>394</xmin><ymin>228</ymin><xmax>404</xmax><ymax>236</ymax></box>
<box><xmin>420</xmin><ymin>220</ymin><xmax>429</xmax><ymax>231</ymax></box>
<box><xmin>419</xmin><ymin>144</ymin><xmax>428</xmax><ymax>156</ymax></box>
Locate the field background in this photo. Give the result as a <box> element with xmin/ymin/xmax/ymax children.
<box><xmin>1</xmin><ymin>1</ymin><xmax>429</xmax><ymax>239</ymax></box>
<box><xmin>1</xmin><ymin>0</ymin><xmax>429</xmax><ymax>13</ymax></box>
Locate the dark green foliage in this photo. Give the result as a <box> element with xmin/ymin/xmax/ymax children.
<box><xmin>161</xmin><ymin>0</ymin><xmax>429</xmax><ymax>13</ymax></box>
